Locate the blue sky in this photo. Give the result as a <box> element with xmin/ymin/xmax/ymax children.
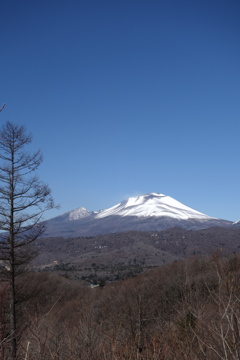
<box><xmin>1</xmin><ymin>0</ymin><xmax>240</xmax><ymax>221</ymax></box>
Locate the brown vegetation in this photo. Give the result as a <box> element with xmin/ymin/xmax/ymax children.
<box><xmin>1</xmin><ymin>252</ymin><xmax>240</xmax><ymax>359</ymax></box>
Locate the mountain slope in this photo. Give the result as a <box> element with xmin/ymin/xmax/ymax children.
<box><xmin>44</xmin><ymin>193</ymin><xmax>232</xmax><ymax>238</ymax></box>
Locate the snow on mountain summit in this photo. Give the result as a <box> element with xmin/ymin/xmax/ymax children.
<box><xmin>95</xmin><ymin>193</ymin><xmax>215</xmax><ymax>220</ymax></box>
<box><xmin>69</xmin><ymin>207</ymin><xmax>91</xmax><ymax>220</ymax></box>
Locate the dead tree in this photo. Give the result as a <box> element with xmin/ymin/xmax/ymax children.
<box><xmin>0</xmin><ymin>121</ymin><xmax>55</xmax><ymax>359</ymax></box>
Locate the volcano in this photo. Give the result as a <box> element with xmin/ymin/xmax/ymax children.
<box><xmin>43</xmin><ymin>193</ymin><xmax>232</xmax><ymax>237</ymax></box>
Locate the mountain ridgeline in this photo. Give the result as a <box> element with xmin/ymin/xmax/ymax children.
<box><xmin>44</xmin><ymin>193</ymin><xmax>232</xmax><ymax>238</ymax></box>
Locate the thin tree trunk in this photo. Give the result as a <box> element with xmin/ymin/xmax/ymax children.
<box><xmin>9</xmin><ymin>258</ymin><xmax>17</xmax><ymax>360</ymax></box>
<box><xmin>9</xmin><ymin>145</ymin><xmax>17</xmax><ymax>360</ymax></box>
<box><xmin>0</xmin><ymin>285</ymin><xmax>6</xmax><ymax>360</ymax></box>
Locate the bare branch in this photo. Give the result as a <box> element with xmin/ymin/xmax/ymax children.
<box><xmin>0</xmin><ymin>104</ymin><xmax>6</xmax><ymax>112</ymax></box>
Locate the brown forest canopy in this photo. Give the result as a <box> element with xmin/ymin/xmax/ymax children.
<box><xmin>1</xmin><ymin>252</ymin><xmax>240</xmax><ymax>359</ymax></box>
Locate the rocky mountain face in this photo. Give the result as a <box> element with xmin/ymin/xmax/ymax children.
<box><xmin>43</xmin><ymin>193</ymin><xmax>232</xmax><ymax>238</ymax></box>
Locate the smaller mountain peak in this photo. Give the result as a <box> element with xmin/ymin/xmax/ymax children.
<box><xmin>69</xmin><ymin>207</ymin><xmax>91</xmax><ymax>221</ymax></box>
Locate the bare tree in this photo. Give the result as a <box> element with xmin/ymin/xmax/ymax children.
<box><xmin>189</xmin><ymin>256</ymin><xmax>240</xmax><ymax>360</ymax></box>
<box><xmin>0</xmin><ymin>121</ymin><xmax>55</xmax><ymax>359</ymax></box>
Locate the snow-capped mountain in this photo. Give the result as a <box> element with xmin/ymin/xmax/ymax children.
<box><xmin>44</xmin><ymin>193</ymin><xmax>232</xmax><ymax>238</ymax></box>
<box><xmin>95</xmin><ymin>193</ymin><xmax>214</xmax><ymax>220</ymax></box>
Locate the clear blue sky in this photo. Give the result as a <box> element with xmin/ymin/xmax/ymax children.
<box><xmin>1</xmin><ymin>0</ymin><xmax>240</xmax><ymax>221</ymax></box>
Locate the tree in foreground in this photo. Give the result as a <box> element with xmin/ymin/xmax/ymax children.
<box><xmin>0</xmin><ymin>122</ymin><xmax>55</xmax><ymax>359</ymax></box>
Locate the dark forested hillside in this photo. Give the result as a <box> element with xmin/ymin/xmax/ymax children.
<box><xmin>33</xmin><ymin>227</ymin><xmax>240</xmax><ymax>283</ymax></box>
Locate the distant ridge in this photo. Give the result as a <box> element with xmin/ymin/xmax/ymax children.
<box><xmin>43</xmin><ymin>193</ymin><xmax>232</xmax><ymax>238</ymax></box>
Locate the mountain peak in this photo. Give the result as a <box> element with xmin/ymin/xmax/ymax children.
<box><xmin>68</xmin><ymin>207</ymin><xmax>91</xmax><ymax>220</ymax></box>
<box><xmin>95</xmin><ymin>193</ymin><xmax>214</xmax><ymax>220</ymax></box>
